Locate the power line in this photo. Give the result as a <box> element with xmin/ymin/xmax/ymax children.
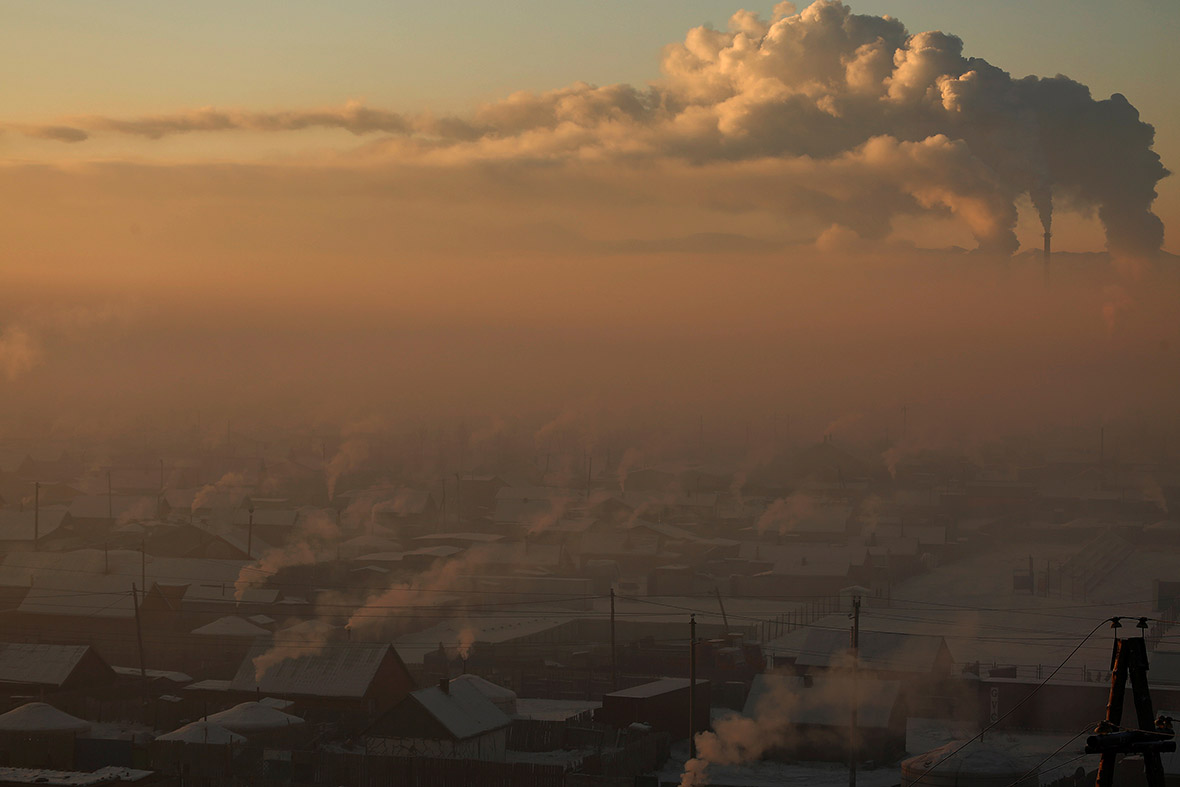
<box><xmin>905</xmin><ymin>618</ymin><xmax>1110</xmax><ymax>787</ymax></box>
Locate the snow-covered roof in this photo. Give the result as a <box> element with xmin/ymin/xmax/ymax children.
<box><xmin>204</xmin><ymin>701</ymin><xmax>304</xmax><ymax>733</ymax></box>
<box><xmin>0</xmin><ymin>702</ymin><xmax>91</xmax><ymax>733</ymax></box>
<box><xmin>410</xmin><ymin>680</ymin><xmax>511</xmax><ymax>740</ymax></box>
<box><xmin>607</xmin><ymin>678</ymin><xmax>707</xmax><ymax>699</ymax></box>
<box><xmin>512</xmin><ymin>698</ymin><xmax>600</xmax><ymax>722</ymax></box>
<box><xmin>229</xmin><ymin>642</ymin><xmax>395</xmax><ymax>699</ymax></box>
<box><xmin>273</xmin><ymin>619</ymin><xmax>340</xmax><ymax>640</ymax></box>
<box><xmin>0</xmin><ymin>550</ymin><xmax>248</xmax><ymax>619</ymax></box>
<box><xmin>155</xmin><ymin>719</ymin><xmax>245</xmax><ymax>745</ymax></box>
<box><xmin>452</xmin><ymin>674</ymin><xmax>517</xmax><ymax>714</ymax></box>
<box><xmin>191</xmin><ymin>616</ymin><xmax>270</xmax><ymax>638</ymax></box>
<box><xmin>0</xmin><ymin>643</ymin><xmax>92</xmax><ymax>687</ymax></box>
<box><xmin>110</xmin><ymin>666</ymin><xmax>191</xmax><ymax>683</ymax></box>
<box><xmin>794</xmin><ymin>628</ymin><xmax>950</xmax><ymax>673</ymax></box>
<box><xmin>0</xmin><ymin>508</ymin><xmax>69</xmax><ymax>541</ymax></box>
<box><xmin>0</xmin><ymin>766</ymin><xmax>153</xmax><ymax>785</ymax></box>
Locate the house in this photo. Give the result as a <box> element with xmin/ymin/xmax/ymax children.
<box><xmin>226</xmin><ymin>642</ymin><xmax>416</xmax><ymax>717</ymax></box>
<box><xmin>0</xmin><ymin>507</ymin><xmax>71</xmax><ymax>552</ymax></box>
<box><xmin>597</xmin><ymin>678</ymin><xmax>710</xmax><ymax>741</ymax></box>
<box><xmin>67</xmin><ymin>495</ymin><xmax>165</xmax><ymax>529</ymax></box>
<box><xmin>0</xmin><ymin>643</ymin><xmax>116</xmax><ymax>696</ymax></box>
<box><xmin>363</xmin><ymin>677</ymin><xmax>511</xmax><ymax>760</ymax></box>
<box><xmin>742</xmin><ymin>673</ymin><xmax>907</xmax><ymax>762</ymax></box>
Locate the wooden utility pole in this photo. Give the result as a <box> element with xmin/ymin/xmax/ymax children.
<box><xmin>1088</xmin><ymin>623</ymin><xmax>1173</xmax><ymax>787</ymax></box>
<box><xmin>689</xmin><ymin>614</ymin><xmax>698</xmax><ymax>759</ymax></box>
<box><xmin>131</xmin><ymin>583</ymin><xmax>150</xmax><ymax>706</ymax></box>
<box><xmin>610</xmin><ymin>588</ymin><xmax>618</xmax><ymax>692</ymax></box>
<box><xmin>247</xmin><ymin>507</ymin><xmax>254</xmax><ymax>559</ymax></box>
<box><xmin>714</xmin><ymin>586</ymin><xmax>730</xmax><ymax>632</ymax></box>
<box><xmin>849</xmin><ymin>594</ymin><xmax>861</xmax><ymax>787</ymax></box>
<box><xmin>33</xmin><ymin>482</ymin><xmax>39</xmax><ymax>551</ymax></box>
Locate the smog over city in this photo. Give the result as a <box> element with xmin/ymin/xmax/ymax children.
<box><xmin>1</xmin><ymin>2</ymin><xmax>1177</xmax><ymax>785</ymax></box>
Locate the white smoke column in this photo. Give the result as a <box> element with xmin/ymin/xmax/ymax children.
<box><xmin>457</xmin><ymin>626</ymin><xmax>477</xmax><ymax>661</ymax></box>
<box><xmin>0</xmin><ymin>326</ymin><xmax>40</xmax><ymax>381</ymax></box>
<box><xmin>325</xmin><ymin>437</ymin><xmax>370</xmax><ymax>500</ymax></box>
<box><xmin>347</xmin><ymin>552</ymin><xmax>481</xmax><ymax>637</ymax></box>
<box><xmin>249</xmin><ymin>588</ymin><xmax>355</xmax><ymax>681</ymax></box>
<box><xmin>616</xmin><ymin>447</ymin><xmax>644</xmax><ymax>494</ymax></box>
<box><xmin>756</xmin><ymin>493</ymin><xmax>815</xmax><ymax>535</ymax></box>
<box><xmin>192</xmin><ymin>471</ymin><xmax>247</xmax><ymax>513</ymax></box>
<box><xmin>23</xmin><ymin>2</ymin><xmax>1167</xmax><ymax>256</ymax></box>
<box><xmin>233</xmin><ymin>509</ymin><xmax>339</xmax><ymax>600</ymax></box>
<box><xmin>526</xmin><ymin>494</ymin><xmax>574</xmax><ymax>535</ymax></box>
<box><xmin>681</xmin><ymin>659</ymin><xmax>882</xmax><ymax>785</ymax></box>
<box><xmin>680</xmin><ymin>678</ymin><xmax>802</xmax><ymax>786</ymax></box>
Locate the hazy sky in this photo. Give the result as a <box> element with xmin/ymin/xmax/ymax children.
<box><xmin>2</xmin><ymin>0</ymin><xmax>1175</xmax><ymax>252</ymax></box>
<box><xmin>1</xmin><ymin>1</ymin><xmax>1177</xmax><ymax>438</ymax></box>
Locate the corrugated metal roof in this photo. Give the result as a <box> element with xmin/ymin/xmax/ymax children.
<box><xmin>229</xmin><ymin>642</ymin><xmax>393</xmax><ymax>699</ymax></box>
<box><xmin>0</xmin><ymin>508</ymin><xmax>69</xmax><ymax>541</ymax></box>
<box><xmin>0</xmin><ymin>643</ymin><xmax>91</xmax><ymax>687</ymax></box>
<box><xmin>410</xmin><ymin>680</ymin><xmax>511</xmax><ymax>740</ymax></box>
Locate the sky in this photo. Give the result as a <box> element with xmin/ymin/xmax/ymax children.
<box><xmin>1</xmin><ymin>1</ymin><xmax>1177</xmax><ymax>440</ymax></box>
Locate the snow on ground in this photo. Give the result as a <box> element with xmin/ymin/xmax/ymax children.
<box><xmin>657</xmin><ymin>719</ymin><xmax>1092</xmax><ymax>787</ymax></box>
<box><xmin>766</xmin><ymin>540</ymin><xmax>1177</xmax><ymax>679</ymax></box>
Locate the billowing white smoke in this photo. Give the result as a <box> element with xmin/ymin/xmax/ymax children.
<box><xmin>23</xmin><ymin>1</ymin><xmax>1168</xmax><ymax>257</ymax></box>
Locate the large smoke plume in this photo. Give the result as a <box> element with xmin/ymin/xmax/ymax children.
<box><xmin>15</xmin><ymin>1</ymin><xmax>1168</xmax><ymax>256</ymax></box>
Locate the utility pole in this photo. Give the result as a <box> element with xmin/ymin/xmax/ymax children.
<box><xmin>247</xmin><ymin>507</ymin><xmax>254</xmax><ymax>559</ymax></box>
<box><xmin>610</xmin><ymin>588</ymin><xmax>618</xmax><ymax>692</ymax></box>
<box><xmin>33</xmin><ymin>482</ymin><xmax>39</xmax><ymax>552</ymax></box>
<box><xmin>849</xmin><ymin>594</ymin><xmax>861</xmax><ymax>787</ymax></box>
<box><xmin>1088</xmin><ymin>619</ymin><xmax>1174</xmax><ymax>787</ymax></box>
<box><xmin>714</xmin><ymin>586</ymin><xmax>730</xmax><ymax>632</ymax></box>
<box><xmin>689</xmin><ymin>614</ymin><xmax>698</xmax><ymax>760</ymax></box>
<box><xmin>131</xmin><ymin>583</ymin><xmax>150</xmax><ymax>707</ymax></box>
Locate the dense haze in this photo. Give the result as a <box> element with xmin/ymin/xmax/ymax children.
<box><xmin>0</xmin><ymin>3</ymin><xmax>1177</xmax><ymax>785</ymax></box>
<box><xmin>0</xmin><ymin>0</ymin><xmax>1175</xmax><ymax>445</ymax></box>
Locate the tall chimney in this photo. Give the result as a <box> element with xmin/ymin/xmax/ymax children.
<box><xmin>1043</xmin><ymin>230</ymin><xmax>1052</xmax><ymax>281</ymax></box>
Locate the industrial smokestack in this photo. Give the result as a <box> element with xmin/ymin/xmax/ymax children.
<box><xmin>1043</xmin><ymin>231</ymin><xmax>1052</xmax><ymax>281</ymax></box>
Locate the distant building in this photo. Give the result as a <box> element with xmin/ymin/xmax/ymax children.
<box><xmin>363</xmin><ymin>677</ymin><xmax>511</xmax><ymax>760</ymax></box>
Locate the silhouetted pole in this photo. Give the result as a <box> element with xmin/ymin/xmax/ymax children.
<box><xmin>33</xmin><ymin>482</ymin><xmax>39</xmax><ymax>552</ymax></box>
<box><xmin>689</xmin><ymin>614</ymin><xmax>698</xmax><ymax>759</ymax></box>
<box><xmin>610</xmin><ymin>588</ymin><xmax>618</xmax><ymax>691</ymax></box>
<box><xmin>132</xmin><ymin>583</ymin><xmax>149</xmax><ymax>706</ymax></box>
<box><xmin>247</xmin><ymin>507</ymin><xmax>254</xmax><ymax>559</ymax></box>
<box><xmin>849</xmin><ymin>594</ymin><xmax>861</xmax><ymax>787</ymax></box>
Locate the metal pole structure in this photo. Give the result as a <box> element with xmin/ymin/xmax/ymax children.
<box><xmin>1127</xmin><ymin>632</ymin><xmax>1167</xmax><ymax>787</ymax></box>
<box><xmin>849</xmin><ymin>594</ymin><xmax>861</xmax><ymax>787</ymax></box>
<box><xmin>689</xmin><ymin>614</ymin><xmax>698</xmax><ymax>760</ymax></box>
<box><xmin>131</xmin><ymin>583</ymin><xmax>149</xmax><ymax>706</ymax></box>
<box><xmin>610</xmin><ymin>588</ymin><xmax>618</xmax><ymax>692</ymax></box>
<box><xmin>33</xmin><ymin>482</ymin><xmax>39</xmax><ymax>552</ymax></box>
<box><xmin>1097</xmin><ymin>632</ymin><xmax>1129</xmax><ymax>787</ymax></box>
